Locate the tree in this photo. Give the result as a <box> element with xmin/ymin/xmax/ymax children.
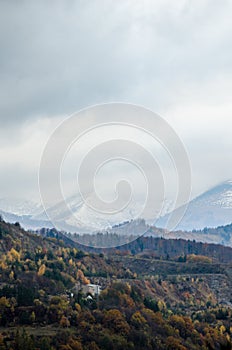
<box><xmin>9</xmin><ymin>248</ymin><xmax>21</xmax><ymax>261</ymax></box>
<box><xmin>166</xmin><ymin>336</ymin><xmax>187</xmax><ymax>350</ymax></box>
<box><xmin>103</xmin><ymin>309</ymin><xmax>130</xmax><ymax>335</ymax></box>
<box><xmin>38</xmin><ymin>337</ymin><xmax>51</xmax><ymax>350</ymax></box>
<box><xmin>30</xmin><ymin>311</ymin><xmax>36</xmax><ymax>324</ymax></box>
<box><xmin>38</xmin><ymin>264</ymin><xmax>46</xmax><ymax>276</ymax></box>
<box><xmin>14</xmin><ymin>329</ymin><xmax>35</xmax><ymax>350</ymax></box>
<box><xmin>0</xmin><ymin>334</ymin><xmax>6</xmax><ymax>350</ymax></box>
<box><xmin>131</xmin><ymin>311</ymin><xmax>147</xmax><ymax>329</ymax></box>
<box><xmin>76</xmin><ymin>269</ymin><xmax>90</xmax><ymax>285</ymax></box>
<box><xmin>60</xmin><ymin>315</ymin><xmax>70</xmax><ymax>328</ymax></box>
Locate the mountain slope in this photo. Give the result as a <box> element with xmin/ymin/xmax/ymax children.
<box><xmin>0</xmin><ymin>197</ymin><xmax>41</xmax><ymax>216</ymax></box>
<box><xmin>33</xmin><ymin>195</ymin><xmax>148</xmax><ymax>233</ymax></box>
<box><xmin>157</xmin><ymin>180</ymin><xmax>232</xmax><ymax>231</ymax></box>
<box><xmin>0</xmin><ymin>208</ymin><xmax>53</xmax><ymax>231</ymax></box>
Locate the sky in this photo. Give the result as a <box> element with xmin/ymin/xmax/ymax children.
<box><xmin>0</xmin><ymin>0</ymin><xmax>232</xmax><ymax>208</ymax></box>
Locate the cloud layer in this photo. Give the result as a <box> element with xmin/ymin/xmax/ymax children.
<box><xmin>0</xmin><ymin>0</ymin><xmax>232</xmax><ymax>202</ymax></box>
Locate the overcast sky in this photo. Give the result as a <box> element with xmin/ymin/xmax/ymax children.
<box><xmin>0</xmin><ymin>0</ymin><xmax>232</xmax><ymax>204</ymax></box>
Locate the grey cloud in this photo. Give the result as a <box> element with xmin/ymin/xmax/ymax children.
<box><xmin>0</xmin><ymin>163</ymin><xmax>38</xmax><ymax>198</ymax></box>
<box><xmin>1</xmin><ymin>0</ymin><xmax>232</xmax><ymax>125</ymax></box>
<box><xmin>0</xmin><ymin>0</ymin><xmax>232</xmax><ymax>202</ymax></box>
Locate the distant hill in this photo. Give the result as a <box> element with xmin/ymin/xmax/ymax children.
<box><xmin>157</xmin><ymin>180</ymin><xmax>232</xmax><ymax>231</ymax></box>
<box><xmin>35</xmin><ymin>226</ymin><xmax>232</xmax><ymax>264</ymax></box>
<box><xmin>169</xmin><ymin>223</ymin><xmax>232</xmax><ymax>247</ymax></box>
<box><xmin>0</xmin><ymin>208</ymin><xmax>54</xmax><ymax>231</ymax></box>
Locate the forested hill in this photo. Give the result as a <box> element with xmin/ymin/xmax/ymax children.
<box><xmin>0</xmin><ymin>218</ymin><xmax>232</xmax><ymax>349</ymax></box>
<box><xmin>36</xmin><ymin>227</ymin><xmax>232</xmax><ymax>263</ymax></box>
<box><xmin>1</xmin><ymin>216</ymin><xmax>231</xmax><ymax>265</ymax></box>
<box><xmin>116</xmin><ymin>235</ymin><xmax>232</xmax><ymax>263</ymax></box>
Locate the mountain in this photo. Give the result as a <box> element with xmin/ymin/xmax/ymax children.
<box><xmin>33</xmin><ymin>194</ymin><xmax>154</xmax><ymax>233</ymax></box>
<box><xmin>157</xmin><ymin>180</ymin><xmax>232</xmax><ymax>231</ymax></box>
<box><xmin>34</xmin><ymin>194</ymin><xmax>175</xmax><ymax>235</ymax></box>
<box><xmin>0</xmin><ymin>197</ymin><xmax>52</xmax><ymax>231</ymax></box>
<box><xmin>0</xmin><ymin>209</ymin><xmax>54</xmax><ymax>231</ymax></box>
<box><xmin>1</xmin><ymin>180</ymin><xmax>232</xmax><ymax>247</ymax></box>
<box><xmin>0</xmin><ymin>208</ymin><xmax>53</xmax><ymax>231</ymax></box>
<box><xmin>0</xmin><ymin>197</ymin><xmax>41</xmax><ymax>216</ymax></box>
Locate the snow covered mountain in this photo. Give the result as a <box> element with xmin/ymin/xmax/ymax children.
<box><xmin>157</xmin><ymin>180</ymin><xmax>232</xmax><ymax>231</ymax></box>
<box><xmin>32</xmin><ymin>193</ymin><xmax>174</xmax><ymax>234</ymax></box>
<box><xmin>0</xmin><ymin>195</ymin><xmax>145</xmax><ymax>234</ymax></box>
<box><xmin>0</xmin><ymin>208</ymin><xmax>53</xmax><ymax>231</ymax></box>
<box><xmin>0</xmin><ymin>197</ymin><xmax>51</xmax><ymax>231</ymax></box>
<box><xmin>33</xmin><ymin>194</ymin><xmax>148</xmax><ymax>233</ymax></box>
<box><xmin>1</xmin><ymin>180</ymin><xmax>232</xmax><ymax>238</ymax></box>
<box><xmin>0</xmin><ymin>197</ymin><xmax>42</xmax><ymax>216</ymax></box>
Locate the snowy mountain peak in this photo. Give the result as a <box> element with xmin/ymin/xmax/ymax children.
<box><xmin>157</xmin><ymin>181</ymin><xmax>232</xmax><ymax>231</ymax></box>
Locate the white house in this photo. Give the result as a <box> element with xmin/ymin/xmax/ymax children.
<box><xmin>82</xmin><ymin>283</ymin><xmax>102</xmax><ymax>296</ymax></box>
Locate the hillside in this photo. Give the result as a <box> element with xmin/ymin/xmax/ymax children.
<box><xmin>157</xmin><ymin>180</ymin><xmax>232</xmax><ymax>231</ymax></box>
<box><xmin>0</xmin><ymin>219</ymin><xmax>232</xmax><ymax>349</ymax></box>
<box><xmin>61</xmin><ymin>227</ymin><xmax>232</xmax><ymax>262</ymax></box>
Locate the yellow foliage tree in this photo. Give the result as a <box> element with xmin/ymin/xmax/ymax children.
<box><xmin>9</xmin><ymin>271</ymin><xmax>14</xmax><ymax>280</ymax></box>
<box><xmin>38</xmin><ymin>264</ymin><xmax>46</xmax><ymax>276</ymax></box>
<box><xmin>9</xmin><ymin>248</ymin><xmax>20</xmax><ymax>261</ymax></box>
<box><xmin>0</xmin><ymin>261</ymin><xmax>7</xmax><ymax>270</ymax></box>
<box><xmin>131</xmin><ymin>311</ymin><xmax>147</xmax><ymax>329</ymax></box>
<box><xmin>0</xmin><ymin>297</ymin><xmax>10</xmax><ymax>308</ymax></box>
<box><xmin>76</xmin><ymin>269</ymin><xmax>90</xmax><ymax>285</ymax></box>
<box><xmin>30</xmin><ymin>311</ymin><xmax>36</xmax><ymax>324</ymax></box>
<box><xmin>75</xmin><ymin>303</ymin><xmax>81</xmax><ymax>313</ymax></box>
<box><xmin>158</xmin><ymin>300</ymin><xmax>166</xmax><ymax>311</ymax></box>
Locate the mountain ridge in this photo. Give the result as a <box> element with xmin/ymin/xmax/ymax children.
<box><xmin>157</xmin><ymin>180</ymin><xmax>232</xmax><ymax>231</ymax></box>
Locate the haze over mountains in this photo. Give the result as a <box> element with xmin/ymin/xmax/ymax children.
<box><xmin>0</xmin><ymin>180</ymin><xmax>232</xmax><ymax>246</ymax></box>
